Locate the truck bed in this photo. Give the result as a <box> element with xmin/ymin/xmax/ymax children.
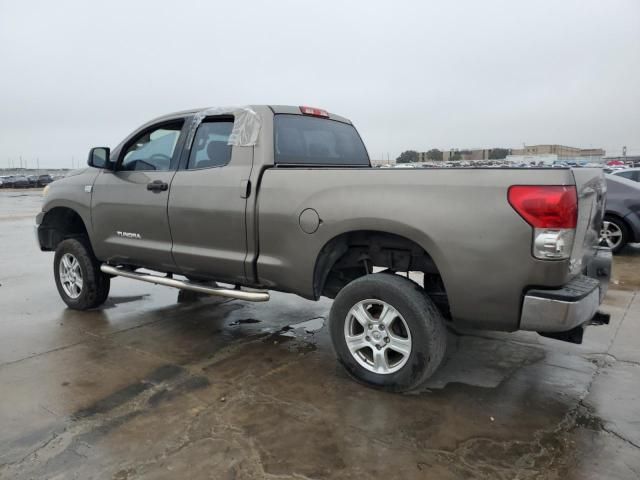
<box><xmin>254</xmin><ymin>167</ymin><xmax>605</xmax><ymax>331</ymax></box>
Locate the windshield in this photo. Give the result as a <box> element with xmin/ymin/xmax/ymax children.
<box><xmin>274</xmin><ymin>114</ymin><xmax>369</xmax><ymax>166</ymax></box>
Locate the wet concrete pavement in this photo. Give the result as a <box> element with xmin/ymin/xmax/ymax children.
<box><xmin>1</xmin><ymin>190</ymin><xmax>639</xmax><ymax>479</ymax></box>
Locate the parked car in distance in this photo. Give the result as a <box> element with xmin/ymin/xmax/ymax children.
<box><xmin>607</xmin><ymin>160</ymin><xmax>626</xmax><ymax>168</ymax></box>
<box><xmin>27</xmin><ymin>175</ymin><xmax>39</xmax><ymax>187</ymax></box>
<box><xmin>1</xmin><ymin>176</ymin><xmax>14</xmax><ymax>188</ymax></box>
<box><xmin>37</xmin><ymin>174</ymin><xmax>54</xmax><ymax>187</ymax></box>
<box><xmin>11</xmin><ymin>175</ymin><xmax>30</xmax><ymax>188</ymax></box>
<box><xmin>611</xmin><ymin>168</ymin><xmax>640</xmax><ymax>183</ymax></box>
<box><xmin>600</xmin><ymin>175</ymin><xmax>640</xmax><ymax>253</ymax></box>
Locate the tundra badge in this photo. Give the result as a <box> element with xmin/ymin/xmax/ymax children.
<box><xmin>117</xmin><ymin>231</ymin><xmax>142</xmax><ymax>239</ymax></box>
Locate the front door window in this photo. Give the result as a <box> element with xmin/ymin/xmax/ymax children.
<box><xmin>120</xmin><ymin>122</ymin><xmax>183</xmax><ymax>171</ymax></box>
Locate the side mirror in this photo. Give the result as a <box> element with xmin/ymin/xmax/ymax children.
<box><xmin>88</xmin><ymin>147</ymin><xmax>111</xmax><ymax>169</ymax></box>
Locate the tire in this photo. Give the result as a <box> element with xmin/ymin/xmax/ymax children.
<box><xmin>54</xmin><ymin>238</ymin><xmax>110</xmax><ymax>310</ymax></box>
<box><xmin>329</xmin><ymin>273</ymin><xmax>447</xmax><ymax>393</ymax></box>
<box><xmin>600</xmin><ymin>215</ymin><xmax>628</xmax><ymax>254</ymax></box>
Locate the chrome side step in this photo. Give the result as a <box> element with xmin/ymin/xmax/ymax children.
<box><xmin>100</xmin><ymin>265</ymin><xmax>270</xmax><ymax>302</ymax></box>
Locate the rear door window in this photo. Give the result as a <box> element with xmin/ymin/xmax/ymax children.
<box><xmin>274</xmin><ymin>114</ymin><xmax>369</xmax><ymax>166</ymax></box>
<box><xmin>187</xmin><ymin>119</ymin><xmax>234</xmax><ymax>169</ymax></box>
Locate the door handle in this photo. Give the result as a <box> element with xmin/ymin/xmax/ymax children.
<box><xmin>240</xmin><ymin>179</ymin><xmax>251</xmax><ymax>199</ymax></box>
<box><xmin>147</xmin><ymin>180</ymin><xmax>168</xmax><ymax>192</ymax></box>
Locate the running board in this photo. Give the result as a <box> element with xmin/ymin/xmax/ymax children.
<box><xmin>100</xmin><ymin>265</ymin><xmax>270</xmax><ymax>302</ymax></box>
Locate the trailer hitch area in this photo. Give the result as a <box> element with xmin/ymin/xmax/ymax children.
<box><xmin>589</xmin><ymin>311</ymin><xmax>610</xmax><ymax>326</ymax></box>
<box><xmin>539</xmin><ymin>325</ymin><xmax>585</xmax><ymax>345</ymax></box>
<box><xmin>538</xmin><ymin>310</ymin><xmax>610</xmax><ymax>345</ymax></box>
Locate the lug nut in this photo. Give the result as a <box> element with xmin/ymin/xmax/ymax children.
<box><xmin>368</xmin><ymin>324</ymin><xmax>373</xmax><ymax>330</ymax></box>
<box><xmin>365</xmin><ymin>336</ymin><xmax>370</xmax><ymax>341</ymax></box>
<box><xmin>376</xmin><ymin>344</ymin><xmax>382</xmax><ymax>350</ymax></box>
<box><xmin>384</xmin><ymin>337</ymin><xmax>390</xmax><ymax>343</ymax></box>
<box><xmin>379</xmin><ymin>324</ymin><xmax>385</xmax><ymax>331</ymax></box>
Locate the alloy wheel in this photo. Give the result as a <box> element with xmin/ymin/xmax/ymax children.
<box><xmin>344</xmin><ymin>299</ymin><xmax>412</xmax><ymax>374</ymax></box>
<box><xmin>599</xmin><ymin>221</ymin><xmax>623</xmax><ymax>250</ymax></box>
<box><xmin>59</xmin><ymin>253</ymin><xmax>83</xmax><ymax>299</ymax></box>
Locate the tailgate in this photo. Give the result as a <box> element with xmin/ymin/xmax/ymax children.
<box><xmin>570</xmin><ymin>168</ymin><xmax>607</xmax><ymax>275</ymax></box>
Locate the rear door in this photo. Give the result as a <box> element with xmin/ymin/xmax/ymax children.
<box><xmin>168</xmin><ymin>116</ymin><xmax>253</xmax><ymax>284</ymax></box>
<box><xmin>91</xmin><ymin>119</ymin><xmax>187</xmax><ymax>270</ymax></box>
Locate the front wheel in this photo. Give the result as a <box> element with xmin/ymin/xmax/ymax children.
<box><xmin>54</xmin><ymin>238</ymin><xmax>110</xmax><ymax>310</ymax></box>
<box><xmin>329</xmin><ymin>273</ymin><xmax>447</xmax><ymax>392</ymax></box>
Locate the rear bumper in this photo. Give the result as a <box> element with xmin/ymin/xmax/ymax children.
<box><xmin>520</xmin><ymin>247</ymin><xmax>612</xmax><ymax>332</ymax></box>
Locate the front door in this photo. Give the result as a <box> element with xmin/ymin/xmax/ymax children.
<box><xmin>91</xmin><ymin>119</ymin><xmax>186</xmax><ymax>271</ymax></box>
<box><xmin>168</xmin><ymin>116</ymin><xmax>253</xmax><ymax>284</ymax></box>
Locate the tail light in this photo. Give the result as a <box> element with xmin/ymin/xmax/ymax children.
<box><xmin>300</xmin><ymin>106</ymin><xmax>329</xmax><ymax>118</ymax></box>
<box><xmin>508</xmin><ymin>185</ymin><xmax>577</xmax><ymax>260</ymax></box>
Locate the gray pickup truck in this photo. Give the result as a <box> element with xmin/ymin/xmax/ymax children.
<box><xmin>37</xmin><ymin>105</ymin><xmax>612</xmax><ymax>391</ymax></box>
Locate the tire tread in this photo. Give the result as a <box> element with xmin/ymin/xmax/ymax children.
<box><xmin>54</xmin><ymin>238</ymin><xmax>110</xmax><ymax>310</ymax></box>
<box><xmin>329</xmin><ymin>273</ymin><xmax>447</xmax><ymax>392</ymax></box>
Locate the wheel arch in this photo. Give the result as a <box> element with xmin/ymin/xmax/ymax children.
<box><xmin>38</xmin><ymin>207</ymin><xmax>91</xmax><ymax>251</ymax></box>
<box><xmin>312</xmin><ymin>230</ymin><xmax>451</xmax><ymax>316</ymax></box>
<box><xmin>604</xmin><ymin>211</ymin><xmax>634</xmax><ymax>241</ymax></box>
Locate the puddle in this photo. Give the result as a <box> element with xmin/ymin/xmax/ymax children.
<box><xmin>228</xmin><ymin>318</ymin><xmax>261</xmax><ymax>326</ymax></box>
<box><xmin>573</xmin><ymin>404</ymin><xmax>605</xmax><ymax>432</ymax></box>
<box><xmin>279</xmin><ymin>317</ymin><xmax>325</xmax><ymax>337</ymax></box>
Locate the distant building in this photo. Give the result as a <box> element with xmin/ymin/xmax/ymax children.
<box><xmin>413</xmin><ymin>144</ymin><xmax>606</xmax><ymax>164</ymax></box>
<box><xmin>511</xmin><ymin>145</ymin><xmax>605</xmax><ymax>161</ymax></box>
<box><xmin>415</xmin><ymin>152</ymin><xmax>438</xmax><ymax>162</ymax></box>
<box><xmin>416</xmin><ymin>149</ymin><xmax>492</xmax><ymax>162</ymax></box>
<box><xmin>443</xmin><ymin>149</ymin><xmax>491</xmax><ymax>161</ymax></box>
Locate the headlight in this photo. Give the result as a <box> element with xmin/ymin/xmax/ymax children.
<box><xmin>42</xmin><ymin>185</ymin><xmax>50</xmax><ymax>197</ymax></box>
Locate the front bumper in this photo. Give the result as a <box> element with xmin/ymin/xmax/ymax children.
<box><xmin>35</xmin><ymin>212</ymin><xmax>44</xmax><ymax>249</ymax></box>
<box><xmin>520</xmin><ymin>247</ymin><xmax>612</xmax><ymax>332</ymax></box>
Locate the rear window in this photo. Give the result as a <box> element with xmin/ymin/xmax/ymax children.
<box><xmin>274</xmin><ymin>114</ymin><xmax>369</xmax><ymax>166</ymax></box>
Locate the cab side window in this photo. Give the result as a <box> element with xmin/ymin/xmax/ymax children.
<box><xmin>187</xmin><ymin>119</ymin><xmax>233</xmax><ymax>170</ymax></box>
<box><xmin>120</xmin><ymin>121</ymin><xmax>184</xmax><ymax>171</ymax></box>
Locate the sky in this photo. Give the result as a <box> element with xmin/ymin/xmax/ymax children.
<box><xmin>0</xmin><ymin>0</ymin><xmax>639</xmax><ymax>168</ymax></box>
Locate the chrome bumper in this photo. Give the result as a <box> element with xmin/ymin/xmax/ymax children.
<box><xmin>520</xmin><ymin>248</ymin><xmax>612</xmax><ymax>333</ymax></box>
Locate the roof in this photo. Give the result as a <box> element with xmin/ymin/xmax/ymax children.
<box><xmin>146</xmin><ymin>105</ymin><xmax>352</xmax><ymax>125</ymax></box>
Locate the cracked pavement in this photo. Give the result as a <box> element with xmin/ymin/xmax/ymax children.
<box><xmin>1</xmin><ymin>190</ymin><xmax>639</xmax><ymax>479</ymax></box>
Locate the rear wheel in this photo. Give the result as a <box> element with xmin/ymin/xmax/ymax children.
<box><xmin>329</xmin><ymin>273</ymin><xmax>447</xmax><ymax>392</ymax></box>
<box><xmin>54</xmin><ymin>238</ymin><xmax>110</xmax><ymax>310</ymax></box>
<box><xmin>600</xmin><ymin>215</ymin><xmax>628</xmax><ymax>254</ymax></box>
